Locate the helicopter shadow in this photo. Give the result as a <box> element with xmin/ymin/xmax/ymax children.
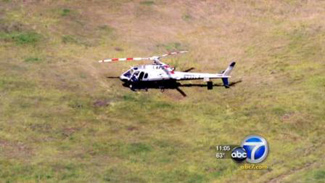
<box><xmin>179</xmin><ymin>80</ymin><xmax>242</xmax><ymax>88</ymax></box>
<box><xmin>121</xmin><ymin>79</ymin><xmax>242</xmax><ymax>97</ymax></box>
<box><xmin>176</xmin><ymin>80</ymin><xmax>242</xmax><ymax>97</ymax></box>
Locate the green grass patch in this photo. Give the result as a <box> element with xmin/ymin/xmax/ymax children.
<box><xmin>272</xmin><ymin>107</ymin><xmax>287</xmax><ymax>116</ymax></box>
<box><xmin>62</xmin><ymin>35</ymin><xmax>78</xmax><ymax>44</ymax></box>
<box><xmin>140</xmin><ymin>1</ymin><xmax>155</xmax><ymax>5</ymax></box>
<box><xmin>182</xmin><ymin>14</ymin><xmax>192</xmax><ymax>21</ymax></box>
<box><xmin>0</xmin><ymin>31</ymin><xmax>41</xmax><ymax>45</ymax></box>
<box><xmin>61</xmin><ymin>35</ymin><xmax>92</xmax><ymax>46</ymax></box>
<box><xmin>98</xmin><ymin>25</ymin><xmax>114</xmax><ymax>33</ymax></box>
<box><xmin>314</xmin><ymin>170</ymin><xmax>325</xmax><ymax>180</ymax></box>
<box><xmin>284</xmin><ymin>168</ymin><xmax>325</xmax><ymax>183</ymax></box>
<box><xmin>61</xmin><ymin>8</ymin><xmax>71</xmax><ymax>16</ymax></box>
<box><xmin>127</xmin><ymin>143</ymin><xmax>152</xmax><ymax>154</ymax></box>
<box><xmin>24</xmin><ymin>57</ymin><xmax>42</xmax><ymax>63</ymax></box>
<box><xmin>0</xmin><ymin>77</ymin><xmax>36</xmax><ymax>91</ymax></box>
<box><xmin>103</xmin><ymin>166</ymin><xmax>146</xmax><ymax>182</ymax></box>
<box><xmin>159</xmin><ymin>170</ymin><xmax>207</xmax><ymax>183</ymax></box>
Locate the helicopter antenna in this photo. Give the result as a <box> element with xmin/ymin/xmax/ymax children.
<box><xmin>98</xmin><ymin>51</ymin><xmax>188</xmax><ymax>64</ymax></box>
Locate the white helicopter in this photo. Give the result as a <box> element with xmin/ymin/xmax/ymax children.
<box><xmin>99</xmin><ymin>51</ymin><xmax>236</xmax><ymax>96</ymax></box>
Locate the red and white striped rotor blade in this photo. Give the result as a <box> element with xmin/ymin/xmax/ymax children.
<box><xmin>98</xmin><ymin>57</ymin><xmax>150</xmax><ymax>63</ymax></box>
<box><xmin>160</xmin><ymin>50</ymin><xmax>188</xmax><ymax>57</ymax></box>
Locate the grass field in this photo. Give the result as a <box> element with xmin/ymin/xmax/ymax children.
<box><xmin>0</xmin><ymin>0</ymin><xmax>324</xmax><ymax>182</ymax></box>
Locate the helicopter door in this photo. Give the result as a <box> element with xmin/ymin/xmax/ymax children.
<box><xmin>138</xmin><ymin>72</ymin><xmax>144</xmax><ymax>81</ymax></box>
<box><xmin>131</xmin><ymin>71</ymin><xmax>139</xmax><ymax>82</ymax></box>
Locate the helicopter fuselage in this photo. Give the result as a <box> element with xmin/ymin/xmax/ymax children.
<box><xmin>120</xmin><ymin>64</ymin><xmax>228</xmax><ymax>83</ymax></box>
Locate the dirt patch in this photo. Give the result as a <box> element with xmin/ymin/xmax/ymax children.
<box><xmin>93</xmin><ymin>99</ymin><xmax>111</xmax><ymax>107</ymax></box>
<box><xmin>62</xmin><ymin>127</ymin><xmax>80</xmax><ymax>137</ymax></box>
<box><xmin>126</xmin><ymin>126</ymin><xmax>138</xmax><ymax>131</ymax></box>
<box><xmin>0</xmin><ymin>139</ymin><xmax>33</xmax><ymax>160</ymax></box>
<box><xmin>115</xmin><ymin>47</ymin><xmax>124</xmax><ymax>51</ymax></box>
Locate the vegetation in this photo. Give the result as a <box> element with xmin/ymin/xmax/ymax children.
<box><xmin>0</xmin><ymin>0</ymin><xmax>324</xmax><ymax>182</ymax></box>
<box><xmin>140</xmin><ymin>1</ymin><xmax>155</xmax><ymax>6</ymax></box>
<box><xmin>0</xmin><ymin>31</ymin><xmax>41</xmax><ymax>45</ymax></box>
<box><xmin>61</xmin><ymin>8</ymin><xmax>71</xmax><ymax>17</ymax></box>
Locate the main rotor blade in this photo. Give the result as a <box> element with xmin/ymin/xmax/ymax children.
<box><xmin>98</xmin><ymin>50</ymin><xmax>188</xmax><ymax>63</ymax></box>
<box><xmin>99</xmin><ymin>57</ymin><xmax>150</xmax><ymax>63</ymax></box>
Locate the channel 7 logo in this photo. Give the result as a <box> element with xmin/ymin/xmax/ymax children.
<box><xmin>231</xmin><ymin>135</ymin><xmax>269</xmax><ymax>164</ymax></box>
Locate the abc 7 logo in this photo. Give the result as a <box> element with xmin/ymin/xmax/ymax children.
<box><xmin>231</xmin><ymin>135</ymin><xmax>268</xmax><ymax>163</ymax></box>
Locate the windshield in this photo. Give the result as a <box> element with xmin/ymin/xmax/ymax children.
<box><xmin>123</xmin><ymin>69</ymin><xmax>133</xmax><ymax>78</ymax></box>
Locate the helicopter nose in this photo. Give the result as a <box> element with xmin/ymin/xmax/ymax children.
<box><xmin>120</xmin><ymin>75</ymin><xmax>128</xmax><ymax>82</ymax></box>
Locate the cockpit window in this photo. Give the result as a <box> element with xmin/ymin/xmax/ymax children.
<box><xmin>133</xmin><ymin>71</ymin><xmax>139</xmax><ymax>76</ymax></box>
<box><xmin>123</xmin><ymin>69</ymin><xmax>134</xmax><ymax>78</ymax></box>
<box><xmin>123</xmin><ymin>71</ymin><xmax>131</xmax><ymax>78</ymax></box>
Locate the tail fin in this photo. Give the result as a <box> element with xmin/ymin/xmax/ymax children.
<box><xmin>221</xmin><ymin>62</ymin><xmax>236</xmax><ymax>76</ymax></box>
<box><xmin>221</xmin><ymin>62</ymin><xmax>236</xmax><ymax>88</ymax></box>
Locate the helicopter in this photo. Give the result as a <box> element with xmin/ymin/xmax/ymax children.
<box><xmin>98</xmin><ymin>51</ymin><xmax>236</xmax><ymax>95</ymax></box>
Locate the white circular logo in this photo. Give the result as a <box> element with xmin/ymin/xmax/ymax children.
<box><xmin>241</xmin><ymin>135</ymin><xmax>268</xmax><ymax>164</ymax></box>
